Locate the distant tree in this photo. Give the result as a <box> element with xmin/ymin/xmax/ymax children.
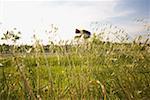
<box><xmin>1</xmin><ymin>28</ymin><xmax>21</xmax><ymax>53</ymax></box>
<box><xmin>1</xmin><ymin>29</ymin><xmax>21</xmax><ymax>43</ymax></box>
<box><xmin>75</xmin><ymin>29</ymin><xmax>91</xmax><ymax>39</ymax></box>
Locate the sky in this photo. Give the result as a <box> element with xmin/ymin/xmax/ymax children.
<box><xmin>0</xmin><ymin>0</ymin><xmax>149</xmax><ymax>44</ymax></box>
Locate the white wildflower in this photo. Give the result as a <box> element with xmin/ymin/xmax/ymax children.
<box><xmin>0</xmin><ymin>63</ymin><xmax>3</xmax><ymax>67</ymax></box>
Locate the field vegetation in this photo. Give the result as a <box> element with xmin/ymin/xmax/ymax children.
<box><xmin>0</xmin><ymin>23</ymin><xmax>150</xmax><ymax>100</ymax></box>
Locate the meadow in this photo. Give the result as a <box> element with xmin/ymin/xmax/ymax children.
<box><xmin>0</xmin><ymin>27</ymin><xmax>150</xmax><ymax>100</ymax></box>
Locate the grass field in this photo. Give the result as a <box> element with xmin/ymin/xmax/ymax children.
<box><xmin>0</xmin><ymin>34</ymin><xmax>150</xmax><ymax>100</ymax></box>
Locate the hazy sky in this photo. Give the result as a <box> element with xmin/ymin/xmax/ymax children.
<box><xmin>0</xmin><ymin>0</ymin><xmax>149</xmax><ymax>44</ymax></box>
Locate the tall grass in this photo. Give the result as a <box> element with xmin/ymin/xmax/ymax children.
<box><xmin>0</xmin><ymin>27</ymin><xmax>150</xmax><ymax>99</ymax></box>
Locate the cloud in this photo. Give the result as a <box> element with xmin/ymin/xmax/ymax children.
<box><xmin>0</xmin><ymin>0</ymin><xmax>142</xmax><ymax>44</ymax></box>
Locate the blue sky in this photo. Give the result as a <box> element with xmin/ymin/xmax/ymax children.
<box><xmin>0</xmin><ymin>0</ymin><xmax>149</xmax><ymax>44</ymax></box>
<box><xmin>115</xmin><ymin>0</ymin><xmax>149</xmax><ymax>17</ymax></box>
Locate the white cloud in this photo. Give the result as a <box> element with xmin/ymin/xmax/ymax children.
<box><xmin>3</xmin><ymin>0</ymin><xmax>118</xmax><ymax>1</ymax></box>
<box><xmin>0</xmin><ymin>0</ymin><xmax>135</xmax><ymax>44</ymax></box>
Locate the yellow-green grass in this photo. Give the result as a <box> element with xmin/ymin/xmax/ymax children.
<box><xmin>0</xmin><ymin>41</ymin><xmax>150</xmax><ymax>100</ymax></box>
